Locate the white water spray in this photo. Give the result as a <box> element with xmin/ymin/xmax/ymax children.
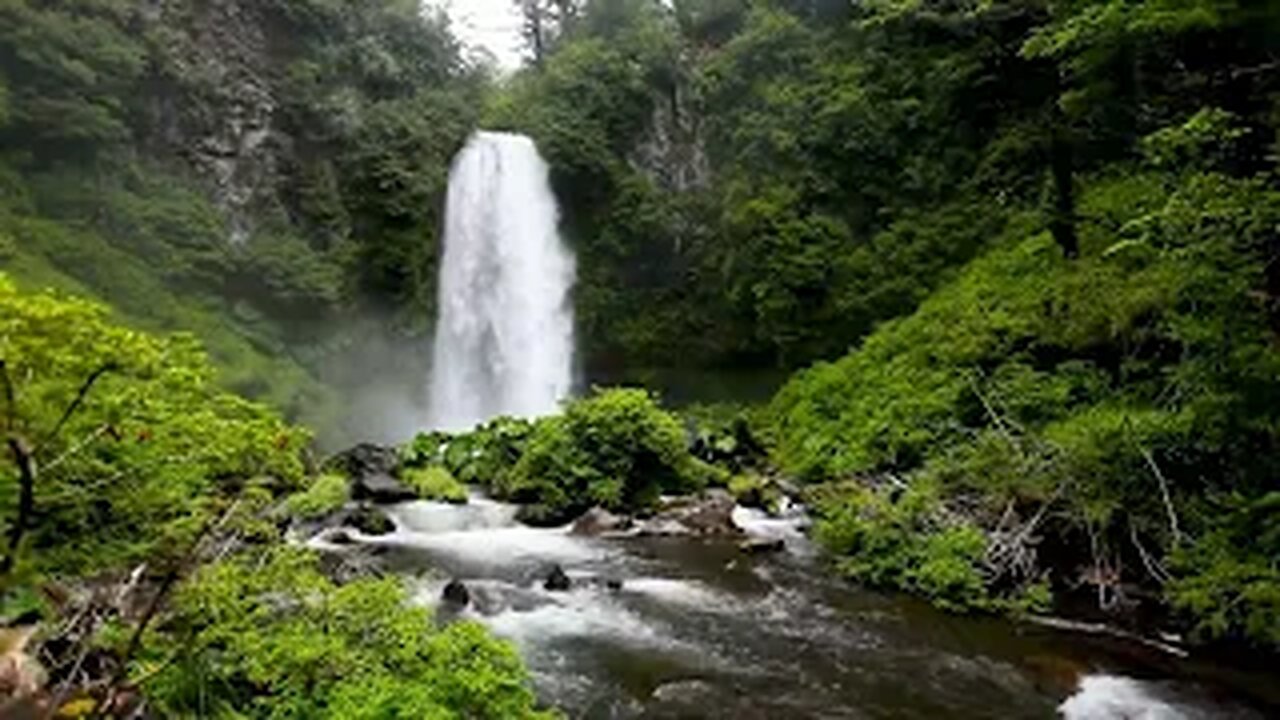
<box><xmin>428</xmin><ymin>132</ymin><xmax>576</xmax><ymax>431</ymax></box>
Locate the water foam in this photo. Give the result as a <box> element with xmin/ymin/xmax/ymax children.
<box><xmin>428</xmin><ymin>131</ymin><xmax>576</xmax><ymax>431</ymax></box>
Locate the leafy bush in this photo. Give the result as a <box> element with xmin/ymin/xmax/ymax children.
<box><xmin>1167</xmin><ymin>493</ymin><xmax>1280</xmax><ymax>647</ymax></box>
<box><xmin>284</xmin><ymin>473</ymin><xmax>349</xmax><ymax>520</ymax></box>
<box><xmin>767</xmin><ymin>167</ymin><xmax>1280</xmax><ymax>645</ymax></box>
<box><xmin>140</xmin><ymin>547</ymin><xmax>552</xmax><ymax>719</ymax></box>
<box><xmin>506</xmin><ymin>389</ymin><xmax>722</xmax><ymax>518</ymax></box>
<box><xmin>0</xmin><ymin>274</ymin><xmax>308</xmax><ymax>576</ymax></box>
<box><xmin>727</xmin><ymin>473</ymin><xmax>779</xmax><ymax>513</ymax></box>
<box><xmin>402</xmin><ymin>465</ymin><xmax>467</xmax><ymax>504</ymax></box>
<box><xmin>402</xmin><ymin>416</ymin><xmax>535</xmax><ymax>490</ymax></box>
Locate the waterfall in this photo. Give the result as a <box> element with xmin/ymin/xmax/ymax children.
<box><xmin>427</xmin><ymin>132</ymin><xmax>576</xmax><ymax>431</ymax></box>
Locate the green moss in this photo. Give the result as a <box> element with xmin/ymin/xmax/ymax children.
<box><xmin>284</xmin><ymin>473</ymin><xmax>350</xmax><ymax>520</ymax></box>
<box><xmin>402</xmin><ymin>465</ymin><xmax>468</xmax><ymax>504</ymax></box>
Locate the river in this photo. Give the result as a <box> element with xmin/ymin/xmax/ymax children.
<box><xmin>321</xmin><ymin>495</ymin><xmax>1272</xmax><ymax>719</ymax></box>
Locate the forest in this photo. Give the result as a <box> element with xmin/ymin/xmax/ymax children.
<box><xmin>1</xmin><ymin>0</ymin><xmax>1278</xmax><ymax>717</ymax></box>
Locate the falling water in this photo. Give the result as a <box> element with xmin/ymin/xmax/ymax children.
<box><xmin>428</xmin><ymin>132</ymin><xmax>576</xmax><ymax>431</ymax></box>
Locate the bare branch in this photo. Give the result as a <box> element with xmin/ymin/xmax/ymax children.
<box><xmin>0</xmin><ymin>359</ymin><xmax>15</xmax><ymax>434</ymax></box>
<box><xmin>38</xmin><ymin>362</ymin><xmax>117</xmax><ymax>455</ymax></box>
<box><xmin>1</xmin><ymin>436</ymin><xmax>36</xmax><ymax>575</ymax></box>
<box><xmin>95</xmin><ymin>500</ymin><xmax>241</xmax><ymax>719</ymax></box>
<box><xmin>1138</xmin><ymin>445</ymin><xmax>1184</xmax><ymax>545</ymax></box>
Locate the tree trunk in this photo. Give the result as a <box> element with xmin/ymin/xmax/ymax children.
<box><xmin>1050</xmin><ymin>126</ymin><xmax>1078</xmax><ymax>259</ymax></box>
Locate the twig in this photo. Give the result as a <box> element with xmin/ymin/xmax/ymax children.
<box><xmin>94</xmin><ymin>501</ymin><xmax>241</xmax><ymax>719</ymax></box>
<box><xmin>968</xmin><ymin>374</ymin><xmax>1018</xmax><ymax>446</ymax></box>
<box><xmin>1137</xmin><ymin>445</ymin><xmax>1183</xmax><ymax>545</ymax></box>
<box><xmin>1129</xmin><ymin>518</ymin><xmax>1172</xmax><ymax>585</ymax></box>
<box><xmin>42</xmin><ymin>424</ymin><xmax>112</xmax><ymax>475</ymax></box>
<box><xmin>38</xmin><ymin>363</ymin><xmax>117</xmax><ymax>455</ymax></box>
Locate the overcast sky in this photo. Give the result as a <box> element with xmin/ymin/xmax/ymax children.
<box><xmin>431</xmin><ymin>0</ymin><xmax>527</xmax><ymax>71</ymax></box>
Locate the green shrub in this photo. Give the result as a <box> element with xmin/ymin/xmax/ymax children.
<box><xmin>1166</xmin><ymin>493</ymin><xmax>1280</xmax><ymax>647</ymax></box>
<box><xmin>402</xmin><ymin>465</ymin><xmax>467</xmax><ymax>504</ymax></box>
<box><xmin>766</xmin><ymin>169</ymin><xmax>1280</xmax><ymax>644</ymax></box>
<box><xmin>402</xmin><ymin>416</ymin><xmax>535</xmax><ymax>490</ymax></box>
<box><xmin>508</xmin><ymin>388</ymin><xmax>723</xmax><ymax>517</ymax></box>
<box><xmin>0</xmin><ymin>274</ymin><xmax>308</xmax><ymax>576</ymax></box>
<box><xmin>727</xmin><ymin>473</ymin><xmax>780</xmax><ymax>513</ymax></box>
<box><xmin>284</xmin><ymin>473</ymin><xmax>350</xmax><ymax>520</ymax></box>
<box><xmin>140</xmin><ymin>547</ymin><xmax>552</xmax><ymax>719</ymax></box>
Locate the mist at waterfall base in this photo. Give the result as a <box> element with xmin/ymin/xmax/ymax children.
<box><xmin>428</xmin><ymin>131</ymin><xmax>576</xmax><ymax>431</ymax></box>
<box><xmin>314</xmin><ymin>131</ymin><xmax>574</xmax><ymax>448</ymax></box>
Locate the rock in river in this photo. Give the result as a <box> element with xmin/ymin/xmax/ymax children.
<box><xmin>638</xmin><ymin>490</ymin><xmax>741</xmax><ymax>537</ymax></box>
<box><xmin>347</xmin><ymin>504</ymin><xmax>395</xmax><ymax>536</ymax></box>
<box><xmin>571</xmin><ymin>507</ymin><xmax>632</xmax><ymax>536</ymax></box>
<box><xmin>442</xmin><ymin>579</ymin><xmax>471</xmax><ymax>608</ymax></box>
<box><xmin>544</xmin><ymin>564</ymin><xmax>572</xmax><ymax>592</ymax></box>
<box><xmin>327</xmin><ymin>443</ymin><xmax>416</xmax><ymax>503</ymax></box>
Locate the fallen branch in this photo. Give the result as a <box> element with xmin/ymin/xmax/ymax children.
<box><xmin>1025</xmin><ymin>615</ymin><xmax>1188</xmax><ymax>658</ymax></box>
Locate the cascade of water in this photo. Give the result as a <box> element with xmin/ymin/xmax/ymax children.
<box><xmin>428</xmin><ymin>131</ymin><xmax>576</xmax><ymax>431</ymax></box>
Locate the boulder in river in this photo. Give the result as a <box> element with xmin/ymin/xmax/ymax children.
<box><xmin>544</xmin><ymin>564</ymin><xmax>572</xmax><ymax>592</ymax></box>
<box><xmin>516</xmin><ymin>503</ymin><xmax>578</xmax><ymax>528</ymax></box>
<box><xmin>638</xmin><ymin>490</ymin><xmax>741</xmax><ymax>537</ymax></box>
<box><xmin>316</xmin><ymin>543</ymin><xmax>390</xmax><ymax>584</ymax></box>
<box><xmin>442</xmin><ymin>579</ymin><xmax>471</xmax><ymax>608</ymax></box>
<box><xmin>347</xmin><ymin>505</ymin><xmax>395</xmax><ymax>536</ymax></box>
<box><xmin>327</xmin><ymin>444</ymin><xmax>416</xmax><ymax>503</ymax></box>
<box><xmin>571</xmin><ymin>507</ymin><xmax>632</xmax><ymax>536</ymax></box>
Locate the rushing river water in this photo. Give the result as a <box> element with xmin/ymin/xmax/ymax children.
<box><xmin>322</xmin><ymin>496</ymin><xmax>1272</xmax><ymax>719</ymax></box>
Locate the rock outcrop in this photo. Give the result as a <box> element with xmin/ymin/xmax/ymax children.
<box><xmin>570</xmin><ymin>507</ymin><xmax>633</xmax><ymax>536</ymax></box>
<box><xmin>636</xmin><ymin>490</ymin><xmax>741</xmax><ymax>538</ymax></box>
<box><xmin>327</xmin><ymin>444</ymin><xmax>416</xmax><ymax>504</ymax></box>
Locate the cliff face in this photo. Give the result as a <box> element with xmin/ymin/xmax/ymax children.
<box><xmin>628</xmin><ymin>76</ymin><xmax>710</xmax><ymax>195</ymax></box>
<box><xmin>140</xmin><ymin>0</ymin><xmax>284</xmax><ymax>244</ymax></box>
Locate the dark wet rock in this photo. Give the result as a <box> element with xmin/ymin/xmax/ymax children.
<box><xmin>739</xmin><ymin>537</ymin><xmax>786</xmax><ymax>554</ymax></box>
<box><xmin>316</xmin><ymin>543</ymin><xmax>390</xmax><ymax>584</ymax></box>
<box><xmin>326</xmin><ymin>529</ymin><xmax>356</xmax><ymax>546</ymax></box>
<box><xmin>571</xmin><ymin>507</ymin><xmax>632</xmax><ymax>536</ymax></box>
<box><xmin>516</xmin><ymin>503</ymin><xmax>578</xmax><ymax>528</ymax></box>
<box><xmin>347</xmin><ymin>505</ymin><xmax>395</xmax><ymax>536</ymax></box>
<box><xmin>442</xmin><ymin>579</ymin><xmax>471</xmax><ymax>608</ymax></box>
<box><xmin>327</xmin><ymin>443</ymin><xmax>416</xmax><ymax>503</ymax></box>
<box><xmin>638</xmin><ymin>490</ymin><xmax>741</xmax><ymax>537</ymax></box>
<box><xmin>544</xmin><ymin>564</ymin><xmax>572</xmax><ymax>592</ymax></box>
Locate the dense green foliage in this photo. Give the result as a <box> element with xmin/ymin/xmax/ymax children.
<box><xmin>141</xmin><ymin>547</ymin><xmax>550</xmax><ymax>719</ymax></box>
<box><xmin>401</xmin><ymin>465</ymin><xmax>468</xmax><ymax>504</ymax></box>
<box><xmin>405</xmin><ymin>389</ymin><xmax>722</xmax><ymax>520</ymax></box>
<box><xmin>0</xmin><ymin>279</ymin><xmax>547</xmax><ymax>715</ymax></box>
<box><xmin>0</xmin><ymin>275</ymin><xmax>308</xmax><ymax>577</ymax></box>
<box><xmin>495</xmin><ymin>0</ymin><xmax>1279</xmax><ymax>377</ymax></box>
<box><xmin>770</xmin><ymin>163</ymin><xmax>1279</xmax><ymax>645</ymax></box>
<box><xmin>0</xmin><ymin>0</ymin><xmax>487</xmax><ymax>441</ymax></box>
<box><xmin>489</xmin><ymin>0</ymin><xmax>1280</xmax><ymax>652</ymax></box>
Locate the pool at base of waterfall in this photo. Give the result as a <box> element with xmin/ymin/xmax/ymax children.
<box><xmin>339</xmin><ymin>496</ymin><xmax>1273</xmax><ymax>719</ymax></box>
